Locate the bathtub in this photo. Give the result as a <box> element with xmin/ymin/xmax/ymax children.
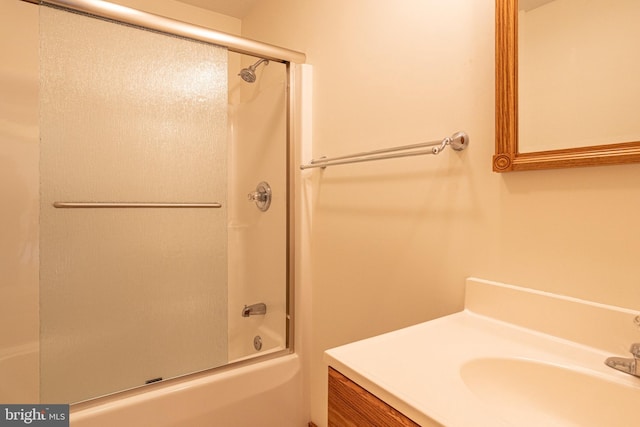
<box><xmin>0</xmin><ymin>339</ymin><xmax>304</xmax><ymax>426</ymax></box>
<box><xmin>71</xmin><ymin>353</ymin><xmax>305</xmax><ymax>427</ymax></box>
<box><xmin>0</xmin><ymin>342</ymin><xmax>39</xmax><ymax>404</ymax></box>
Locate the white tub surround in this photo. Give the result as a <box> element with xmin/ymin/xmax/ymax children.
<box><xmin>0</xmin><ymin>343</ymin><xmax>39</xmax><ymax>404</ymax></box>
<box><xmin>325</xmin><ymin>278</ymin><xmax>640</xmax><ymax>427</ymax></box>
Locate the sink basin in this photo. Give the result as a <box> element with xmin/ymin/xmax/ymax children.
<box><xmin>325</xmin><ymin>279</ymin><xmax>640</xmax><ymax>427</ymax></box>
<box><xmin>461</xmin><ymin>357</ymin><xmax>640</xmax><ymax>427</ymax></box>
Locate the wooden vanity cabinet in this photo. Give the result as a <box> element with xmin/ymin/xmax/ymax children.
<box><xmin>328</xmin><ymin>367</ymin><xmax>420</xmax><ymax>427</ymax></box>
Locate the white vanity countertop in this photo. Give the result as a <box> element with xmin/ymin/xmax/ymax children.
<box><xmin>324</xmin><ymin>278</ymin><xmax>640</xmax><ymax>427</ymax></box>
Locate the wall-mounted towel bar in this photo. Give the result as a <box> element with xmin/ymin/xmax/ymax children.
<box><xmin>299</xmin><ymin>131</ymin><xmax>469</xmax><ymax>170</ymax></box>
<box><xmin>52</xmin><ymin>202</ymin><xmax>222</xmax><ymax>208</ymax></box>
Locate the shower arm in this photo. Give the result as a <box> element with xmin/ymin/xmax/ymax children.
<box><xmin>248</xmin><ymin>59</ymin><xmax>269</xmax><ymax>71</ymax></box>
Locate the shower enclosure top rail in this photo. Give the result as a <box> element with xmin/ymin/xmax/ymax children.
<box><xmin>22</xmin><ymin>0</ymin><xmax>306</xmax><ymax>64</ymax></box>
<box><xmin>299</xmin><ymin>131</ymin><xmax>470</xmax><ymax>169</ymax></box>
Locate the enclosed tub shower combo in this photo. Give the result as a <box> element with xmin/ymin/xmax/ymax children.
<box><xmin>2</xmin><ymin>0</ymin><xmax>309</xmax><ymax>425</ymax></box>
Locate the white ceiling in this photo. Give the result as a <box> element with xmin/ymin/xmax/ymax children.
<box><xmin>179</xmin><ymin>0</ymin><xmax>558</xmax><ymax>18</ymax></box>
<box><xmin>177</xmin><ymin>1</ymin><xmax>558</xmax><ymax>18</ymax></box>
<box><xmin>175</xmin><ymin>0</ymin><xmax>260</xmax><ymax>19</ymax></box>
<box><xmin>519</xmin><ymin>0</ymin><xmax>556</xmax><ymax>12</ymax></box>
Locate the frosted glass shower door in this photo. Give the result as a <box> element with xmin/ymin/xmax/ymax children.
<box><xmin>39</xmin><ymin>6</ymin><xmax>228</xmax><ymax>403</ymax></box>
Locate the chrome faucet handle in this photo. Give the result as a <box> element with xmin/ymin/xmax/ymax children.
<box><xmin>247</xmin><ymin>182</ymin><xmax>272</xmax><ymax>212</ymax></box>
<box><xmin>629</xmin><ymin>343</ymin><xmax>640</xmax><ymax>358</ymax></box>
<box><xmin>247</xmin><ymin>191</ymin><xmax>268</xmax><ymax>202</ymax></box>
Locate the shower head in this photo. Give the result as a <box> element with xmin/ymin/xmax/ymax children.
<box><xmin>238</xmin><ymin>58</ymin><xmax>269</xmax><ymax>83</ymax></box>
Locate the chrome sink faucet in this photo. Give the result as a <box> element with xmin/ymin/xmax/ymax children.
<box><xmin>605</xmin><ymin>343</ymin><xmax>640</xmax><ymax>378</ymax></box>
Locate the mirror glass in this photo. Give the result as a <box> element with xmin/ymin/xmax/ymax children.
<box><xmin>518</xmin><ymin>0</ymin><xmax>640</xmax><ymax>153</ymax></box>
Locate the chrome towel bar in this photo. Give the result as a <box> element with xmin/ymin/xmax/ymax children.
<box><xmin>52</xmin><ymin>202</ymin><xmax>222</xmax><ymax>208</ymax></box>
<box><xmin>299</xmin><ymin>131</ymin><xmax>469</xmax><ymax>170</ymax></box>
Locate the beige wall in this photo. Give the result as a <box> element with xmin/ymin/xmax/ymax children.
<box><xmin>107</xmin><ymin>0</ymin><xmax>240</xmax><ymax>33</ymax></box>
<box><xmin>240</xmin><ymin>0</ymin><xmax>640</xmax><ymax>424</ymax></box>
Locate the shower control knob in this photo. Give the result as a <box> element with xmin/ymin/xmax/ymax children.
<box><xmin>247</xmin><ymin>192</ymin><xmax>267</xmax><ymax>202</ymax></box>
<box><xmin>247</xmin><ymin>181</ymin><xmax>272</xmax><ymax>212</ymax></box>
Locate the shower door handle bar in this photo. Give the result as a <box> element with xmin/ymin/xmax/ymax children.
<box><xmin>299</xmin><ymin>131</ymin><xmax>469</xmax><ymax>170</ymax></box>
<box><xmin>52</xmin><ymin>202</ymin><xmax>222</xmax><ymax>208</ymax></box>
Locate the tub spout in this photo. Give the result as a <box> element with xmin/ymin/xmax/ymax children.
<box><xmin>242</xmin><ymin>303</ymin><xmax>267</xmax><ymax>317</ymax></box>
<box><xmin>605</xmin><ymin>343</ymin><xmax>640</xmax><ymax>377</ymax></box>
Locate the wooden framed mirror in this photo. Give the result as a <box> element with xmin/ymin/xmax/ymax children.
<box><xmin>493</xmin><ymin>0</ymin><xmax>640</xmax><ymax>172</ymax></box>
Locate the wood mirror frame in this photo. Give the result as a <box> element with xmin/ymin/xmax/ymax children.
<box><xmin>493</xmin><ymin>0</ymin><xmax>640</xmax><ymax>172</ymax></box>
